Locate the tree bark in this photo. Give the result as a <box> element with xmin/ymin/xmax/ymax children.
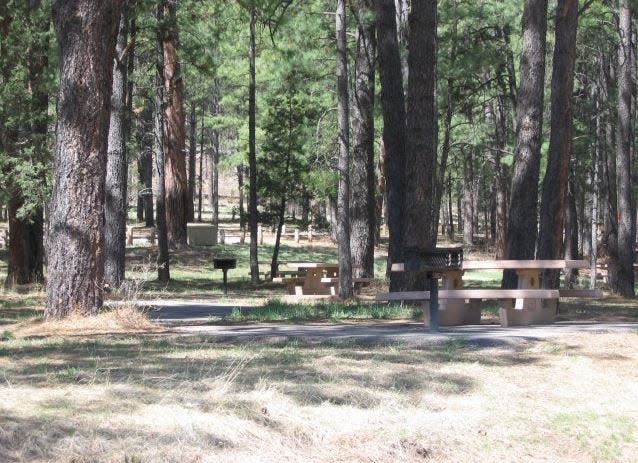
<box><xmin>187</xmin><ymin>102</ymin><xmax>196</xmax><ymax>223</ymax></box>
<box><xmin>610</xmin><ymin>0</ymin><xmax>635</xmax><ymax>296</ymax></box>
<box><xmin>137</xmin><ymin>103</ymin><xmax>155</xmax><ymax>227</ymax></box>
<box><xmin>537</xmin><ymin>0</ymin><xmax>578</xmax><ymax>288</ymax></box>
<box><xmin>46</xmin><ymin>0</ymin><xmax>123</xmax><ymax>317</ymax></box>
<box><xmin>210</xmin><ymin>83</ymin><xmax>221</xmax><ymax>228</ymax></box>
<box><xmin>197</xmin><ymin>108</ymin><xmax>204</xmax><ymax>222</ymax></box>
<box><xmin>104</xmin><ymin>3</ymin><xmax>130</xmax><ymax>288</ymax></box>
<box><xmin>376</xmin><ymin>0</ymin><xmax>407</xmax><ymax>291</ymax></box>
<box><xmin>564</xmin><ymin>173</ymin><xmax>579</xmax><ymax>287</ymax></box>
<box><xmin>503</xmin><ymin>0</ymin><xmax>548</xmax><ymax>288</ymax></box>
<box><xmin>463</xmin><ymin>147</ymin><xmax>474</xmax><ymax>246</ymax></box>
<box><xmin>154</xmin><ymin>39</ymin><xmax>170</xmax><ymax>283</ymax></box>
<box><xmin>158</xmin><ymin>0</ymin><xmax>188</xmax><ymax>249</ymax></box>
<box><xmin>403</xmin><ymin>0</ymin><xmax>437</xmax><ymax>288</ymax></box>
<box><xmin>350</xmin><ymin>0</ymin><xmax>376</xmax><ymax>280</ymax></box>
<box><xmin>248</xmin><ymin>2</ymin><xmax>260</xmax><ymax>283</ymax></box>
<box><xmin>335</xmin><ymin>0</ymin><xmax>353</xmax><ymax>298</ymax></box>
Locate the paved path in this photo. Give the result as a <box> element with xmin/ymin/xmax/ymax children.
<box><xmin>140</xmin><ymin>300</ymin><xmax>638</xmax><ymax>346</ymax></box>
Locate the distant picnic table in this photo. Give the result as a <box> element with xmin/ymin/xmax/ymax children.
<box><xmin>378</xmin><ymin>258</ymin><xmax>601</xmax><ymax>328</ymax></box>
<box><xmin>273</xmin><ymin>262</ymin><xmax>375</xmax><ymax>296</ymax></box>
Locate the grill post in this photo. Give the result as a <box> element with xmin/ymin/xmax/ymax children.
<box><xmin>428</xmin><ymin>272</ymin><xmax>439</xmax><ymax>332</ymax></box>
<box><xmin>403</xmin><ymin>247</ymin><xmax>463</xmax><ymax>332</ymax></box>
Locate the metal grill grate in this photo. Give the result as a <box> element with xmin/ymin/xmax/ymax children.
<box><xmin>403</xmin><ymin>247</ymin><xmax>463</xmax><ymax>272</ymax></box>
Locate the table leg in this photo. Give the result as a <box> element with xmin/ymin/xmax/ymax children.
<box><xmin>515</xmin><ymin>269</ymin><xmax>542</xmax><ymax>310</ymax></box>
<box><xmin>498</xmin><ymin>269</ymin><xmax>555</xmax><ymax>326</ymax></box>
<box><xmin>303</xmin><ymin>268</ymin><xmax>332</xmax><ymax>295</ymax></box>
<box><xmin>439</xmin><ymin>270</ymin><xmax>478</xmax><ymax>325</ymax></box>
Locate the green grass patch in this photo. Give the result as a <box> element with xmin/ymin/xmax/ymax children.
<box><xmin>218</xmin><ymin>300</ymin><xmax>421</xmax><ymax>323</ymax></box>
<box><xmin>551</xmin><ymin>412</ymin><xmax>637</xmax><ymax>461</ymax></box>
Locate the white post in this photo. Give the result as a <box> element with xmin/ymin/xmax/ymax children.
<box><xmin>258</xmin><ymin>224</ymin><xmax>263</xmax><ymax>244</ymax></box>
<box><xmin>282</xmin><ymin>224</ymin><xmax>286</xmax><ymax>235</ymax></box>
<box><xmin>308</xmin><ymin>225</ymin><xmax>313</xmax><ymax>243</ymax></box>
<box><xmin>294</xmin><ymin>228</ymin><xmax>300</xmax><ymax>243</ymax></box>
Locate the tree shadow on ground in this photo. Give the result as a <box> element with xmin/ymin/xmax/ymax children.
<box><xmin>0</xmin><ymin>334</ymin><xmax>556</xmax><ymax>409</ymax></box>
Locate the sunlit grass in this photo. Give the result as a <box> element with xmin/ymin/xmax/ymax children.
<box><xmin>218</xmin><ymin>300</ymin><xmax>420</xmax><ymax>323</ymax></box>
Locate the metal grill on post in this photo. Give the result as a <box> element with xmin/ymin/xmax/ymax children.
<box><xmin>403</xmin><ymin>247</ymin><xmax>464</xmax><ymax>332</ymax></box>
<box><xmin>213</xmin><ymin>257</ymin><xmax>237</xmax><ymax>296</ymax></box>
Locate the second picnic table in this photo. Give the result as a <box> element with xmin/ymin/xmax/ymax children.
<box><xmin>279</xmin><ymin>262</ymin><xmax>339</xmax><ymax>295</ymax></box>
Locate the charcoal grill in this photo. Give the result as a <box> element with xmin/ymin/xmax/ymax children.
<box><xmin>403</xmin><ymin>247</ymin><xmax>463</xmax><ymax>331</ymax></box>
<box><xmin>213</xmin><ymin>257</ymin><xmax>237</xmax><ymax>296</ymax></box>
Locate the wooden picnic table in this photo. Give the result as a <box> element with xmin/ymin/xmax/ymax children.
<box><xmin>280</xmin><ymin>262</ymin><xmax>339</xmax><ymax>295</ymax></box>
<box><xmin>383</xmin><ymin>259</ymin><xmax>598</xmax><ymax>327</ymax></box>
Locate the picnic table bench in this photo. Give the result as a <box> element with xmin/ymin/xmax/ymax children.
<box><xmin>378</xmin><ymin>258</ymin><xmax>601</xmax><ymax>327</ymax></box>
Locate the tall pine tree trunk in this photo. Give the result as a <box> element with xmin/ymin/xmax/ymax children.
<box><xmin>537</xmin><ymin>0</ymin><xmax>578</xmax><ymax>288</ymax></box>
<box><xmin>248</xmin><ymin>2</ymin><xmax>260</xmax><ymax>283</ymax></box>
<box><xmin>159</xmin><ymin>0</ymin><xmax>188</xmax><ymax>249</ymax></box>
<box><xmin>210</xmin><ymin>84</ymin><xmax>221</xmax><ymax>228</ymax></box>
<box><xmin>350</xmin><ymin>0</ymin><xmax>376</xmax><ymax>280</ymax></box>
<box><xmin>105</xmin><ymin>4</ymin><xmax>130</xmax><ymax>288</ymax></box>
<box><xmin>376</xmin><ymin>0</ymin><xmax>406</xmax><ymax>291</ymax></box>
<box><xmin>503</xmin><ymin>0</ymin><xmax>548</xmax><ymax>288</ymax></box>
<box><xmin>610</xmin><ymin>0</ymin><xmax>635</xmax><ymax>296</ymax></box>
<box><xmin>154</xmin><ymin>32</ymin><xmax>170</xmax><ymax>283</ymax></box>
<box><xmin>403</xmin><ymin>0</ymin><xmax>437</xmax><ymax>292</ymax></box>
<box><xmin>336</xmin><ymin>0</ymin><xmax>352</xmax><ymax>298</ymax></box>
<box><xmin>46</xmin><ymin>0</ymin><xmax>123</xmax><ymax>317</ymax></box>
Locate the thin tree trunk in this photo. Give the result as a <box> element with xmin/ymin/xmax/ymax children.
<box><xmin>46</xmin><ymin>0</ymin><xmax>123</xmax><ymax>317</ymax></box>
<box><xmin>187</xmin><ymin>102</ymin><xmax>196</xmax><ymax>223</ymax></box>
<box><xmin>137</xmin><ymin>103</ymin><xmax>155</xmax><ymax>228</ymax></box>
<box><xmin>447</xmin><ymin>175</ymin><xmax>455</xmax><ymax>240</ymax></box>
<box><xmin>238</xmin><ymin>165</ymin><xmax>245</xmax><ymax>229</ymax></box>
<box><xmin>350</xmin><ymin>0</ymin><xmax>376</xmax><ymax>280</ymax></box>
<box><xmin>154</xmin><ymin>7</ymin><xmax>170</xmax><ymax>283</ymax></box>
<box><xmin>537</xmin><ymin>0</ymin><xmax>578</xmax><ymax>288</ymax></box>
<box><xmin>591</xmin><ymin>120</ymin><xmax>601</xmax><ymax>288</ymax></box>
<box><xmin>564</xmin><ymin>173</ymin><xmax>579</xmax><ymax>287</ymax></box>
<box><xmin>463</xmin><ymin>147</ymin><xmax>474</xmax><ymax>246</ymax></box>
<box><xmin>335</xmin><ymin>0</ymin><xmax>352</xmax><ymax>298</ymax></box>
<box><xmin>105</xmin><ymin>4</ymin><xmax>130</xmax><ymax>288</ymax></box>
<box><xmin>503</xmin><ymin>0</ymin><xmax>548</xmax><ymax>289</ymax></box>
<box><xmin>376</xmin><ymin>0</ymin><xmax>407</xmax><ymax>291</ymax></box>
<box><xmin>159</xmin><ymin>0</ymin><xmax>188</xmax><ymax>249</ymax></box>
<box><xmin>248</xmin><ymin>2</ymin><xmax>259</xmax><ymax>283</ymax></box>
<box><xmin>197</xmin><ymin>108</ymin><xmax>204</xmax><ymax>222</ymax></box>
<box><xmin>610</xmin><ymin>0</ymin><xmax>635</xmax><ymax>296</ymax></box>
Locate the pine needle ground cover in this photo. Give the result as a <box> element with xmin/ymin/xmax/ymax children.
<box><xmin>0</xmin><ymin>332</ymin><xmax>637</xmax><ymax>462</ymax></box>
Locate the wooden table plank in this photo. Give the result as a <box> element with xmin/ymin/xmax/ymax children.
<box><xmin>376</xmin><ymin>289</ymin><xmax>560</xmax><ymax>301</ymax></box>
<box><xmin>462</xmin><ymin>260</ymin><xmax>589</xmax><ymax>270</ymax></box>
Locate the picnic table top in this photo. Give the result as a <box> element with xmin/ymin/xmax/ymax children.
<box><xmin>391</xmin><ymin>259</ymin><xmax>589</xmax><ymax>272</ymax></box>
<box><xmin>284</xmin><ymin>262</ymin><xmax>339</xmax><ymax>269</ymax></box>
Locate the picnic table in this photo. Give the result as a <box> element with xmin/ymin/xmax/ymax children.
<box><xmin>380</xmin><ymin>259</ymin><xmax>601</xmax><ymax>327</ymax></box>
<box><xmin>274</xmin><ymin>262</ymin><xmax>339</xmax><ymax>296</ymax></box>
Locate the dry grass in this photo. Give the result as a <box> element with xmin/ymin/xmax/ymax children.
<box><xmin>11</xmin><ymin>305</ymin><xmax>165</xmax><ymax>338</ymax></box>
<box><xmin>1</xmin><ymin>331</ymin><xmax>637</xmax><ymax>462</ymax></box>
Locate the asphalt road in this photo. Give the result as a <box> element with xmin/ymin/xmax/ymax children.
<box><xmin>141</xmin><ymin>300</ymin><xmax>638</xmax><ymax>346</ymax></box>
